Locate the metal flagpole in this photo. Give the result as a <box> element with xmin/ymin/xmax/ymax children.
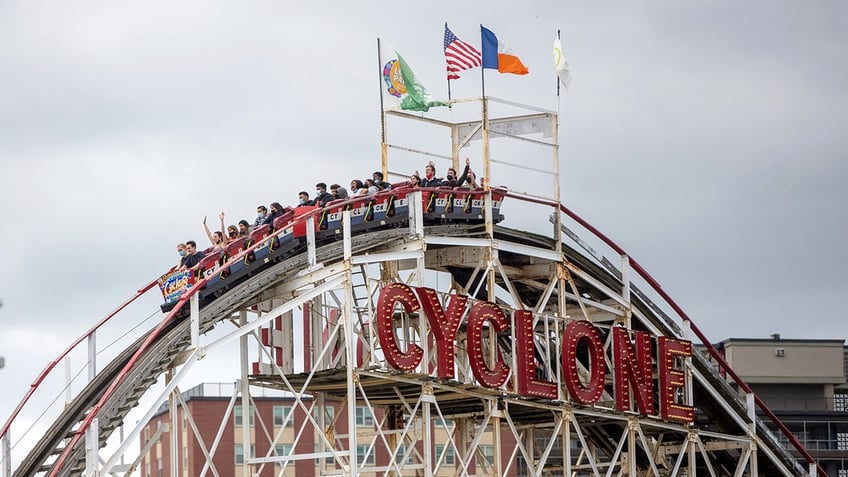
<box><xmin>554</xmin><ymin>29</ymin><xmax>563</xmax><ymax>252</ymax></box>
<box><xmin>445</xmin><ymin>22</ymin><xmax>453</xmax><ymax>104</ymax></box>
<box><xmin>377</xmin><ymin>38</ymin><xmax>389</xmax><ymax>178</ymax></box>
<box><xmin>556</xmin><ymin>30</ymin><xmax>562</xmax><ymax>99</ymax></box>
<box><xmin>479</xmin><ymin>24</ymin><xmax>489</xmax><ymax>192</ymax></box>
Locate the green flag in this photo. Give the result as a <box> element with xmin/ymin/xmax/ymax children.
<box><xmin>379</xmin><ymin>40</ymin><xmax>446</xmax><ymax>112</ymax></box>
<box><xmin>395</xmin><ymin>52</ymin><xmax>446</xmax><ymax>111</ymax></box>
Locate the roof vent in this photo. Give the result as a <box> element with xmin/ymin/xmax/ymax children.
<box><xmin>771</xmin><ymin>333</ymin><xmax>781</xmax><ymax>340</ymax></box>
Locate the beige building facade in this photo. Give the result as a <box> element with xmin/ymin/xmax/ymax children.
<box><xmin>710</xmin><ymin>335</ymin><xmax>848</xmax><ymax>475</ymax></box>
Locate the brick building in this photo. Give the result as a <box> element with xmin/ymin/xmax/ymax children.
<box><xmin>139</xmin><ymin>382</ymin><xmax>516</xmax><ymax>477</ymax></box>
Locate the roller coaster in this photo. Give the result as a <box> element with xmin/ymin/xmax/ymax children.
<box><xmin>0</xmin><ymin>97</ymin><xmax>826</xmax><ymax>476</ymax></box>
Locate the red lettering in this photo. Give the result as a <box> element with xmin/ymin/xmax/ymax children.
<box><xmin>514</xmin><ymin>310</ymin><xmax>557</xmax><ymax>399</ymax></box>
<box><xmin>372</xmin><ymin>285</ymin><xmax>694</xmax><ymax>422</ymax></box>
<box><xmin>415</xmin><ymin>287</ymin><xmax>467</xmax><ymax>380</ymax></box>
<box><xmin>612</xmin><ymin>328</ymin><xmax>655</xmax><ymax>415</ymax></box>
<box><xmin>561</xmin><ymin>321</ymin><xmax>605</xmax><ymax>405</ymax></box>
<box><xmin>467</xmin><ymin>302</ymin><xmax>510</xmax><ymax>389</ymax></box>
<box><xmin>376</xmin><ymin>283</ymin><xmax>423</xmax><ymax>371</ymax></box>
<box><xmin>658</xmin><ymin>337</ymin><xmax>694</xmax><ymax>423</ymax></box>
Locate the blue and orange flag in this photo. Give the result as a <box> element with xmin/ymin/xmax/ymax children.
<box><xmin>481</xmin><ymin>26</ymin><xmax>529</xmax><ymax>75</ymax></box>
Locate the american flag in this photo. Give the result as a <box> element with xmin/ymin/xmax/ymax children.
<box><xmin>444</xmin><ymin>25</ymin><xmax>481</xmax><ymax>80</ymax></box>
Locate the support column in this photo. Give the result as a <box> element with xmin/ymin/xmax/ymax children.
<box><xmin>747</xmin><ymin>392</ymin><xmax>759</xmax><ymax>477</ymax></box>
<box><xmin>342</xmin><ymin>214</ymin><xmax>359</xmax><ymax>476</ymax></box>
<box><xmin>239</xmin><ymin>310</ymin><xmax>251</xmax><ymax>475</ymax></box>
<box><xmin>627</xmin><ymin>418</ymin><xmax>637</xmax><ymax>476</ymax></box>
<box><xmin>492</xmin><ymin>402</ymin><xmax>503</xmax><ymax>477</ymax></box>
<box><xmin>167</xmin><ymin>369</ymin><xmax>179</xmax><ymax>477</ymax></box>
<box><xmin>422</xmin><ymin>389</ymin><xmax>434</xmax><ymax>477</ymax></box>
<box><xmin>456</xmin><ymin>418</ymin><xmax>474</xmax><ymax>476</ymax></box>
<box><xmin>87</xmin><ymin>332</ymin><xmax>97</xmax><ymax>383</ymax></box>
<box><xmin>525</xmin><ymin>426</ymin><xmax>535</xmax><ymax>477</ymax></box>
<box><xmin>3</xmin><ymin>429</ymin><xmax>11</xmax><ymax>477</ymax></box>
<box><xmin>281</xmin><ymin>309</ymin><xmax>294</xmax><ymax>373</ymax></box>
<box><xmin>316</xmin><ymin>393</ymin><xmax>328</xmax><ymax>474</ymax></box>
<box><xmin>563</xmin><ymin>410</ymin><xmax>572</xmax><ymax>477</ymax></box>
<box><xmin>688</xmin><ymin>430</ymin><xmax>698</xmax><ymax>477</ymax></box>
<box><xmin>85</xmin><ymin>417</ymin><xmax>99</xmax><ymax>476</ymax></box>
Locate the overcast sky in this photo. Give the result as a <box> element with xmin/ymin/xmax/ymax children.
<box><xmin>1</xmin><ymin>0</ymin><xmax>846</xmax><ymax>441</ymax></box>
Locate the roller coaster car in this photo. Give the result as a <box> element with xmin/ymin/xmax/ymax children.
<box><xmin>423</xmin><ymin>187</ymin><xmax>505</xmax><ymax>223</ymax></box>
<box><xmin>198</xmin><ymin>210</ymin><xmax>307</xmax><ymax>301</ymax></box>
<box><xmin>319</xmin><ymin>188</ymin><xmax>410</xmax><ymax>239</ymax></box>
<box><xmin>158</xmin><ymin>187</ymin><xmax>506</xmax><ymax>312</ymax></box>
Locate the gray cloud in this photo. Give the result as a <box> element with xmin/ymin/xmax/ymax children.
<box><xmin>1</xmin><ymin>0</ymin><xmax>846</xmax><ymax>435</ymax></box>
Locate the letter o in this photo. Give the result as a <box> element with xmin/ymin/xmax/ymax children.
<box><xmin>562</xmin><ymin>320</ymin><xmax>606</xmax><ymax>405</ymax></box>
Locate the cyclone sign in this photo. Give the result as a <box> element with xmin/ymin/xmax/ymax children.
<box><xmin>376</xmin><ymin>283</ymin><xmax>695</xmax><ymax>424</ymax></box>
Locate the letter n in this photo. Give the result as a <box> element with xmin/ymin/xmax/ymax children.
<box><xmin>612</xmin><ymin>327</ymin><xmax>655</xmax><ymax>415</ymax></box>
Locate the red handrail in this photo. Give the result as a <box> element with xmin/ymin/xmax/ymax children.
<box><xmin>48</xmin><ymin>207</ymin><xmax>323</xmax><ymax>474</ymax></box>
<box><xmin>0</xmin><ymin>278</ymin><xmax>160</xmax><ymax>441</ymax></box>
<box><xmin>507</xmin><ymin>191</ymin><xmax>824</xmax><ymax>476</ymax></box>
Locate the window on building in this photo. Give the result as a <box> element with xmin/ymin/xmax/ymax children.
<box><xmin>315</xmin><ymin>443</ymin><xmax>332</xmax><ymax>464</ymax></box>
<box><xmin>234</xmin><ymin>405</ymin><xmax>254</xmax><ymax>426</ymax></box>
<box><xmin>235</xmin><ymin>444</ymin><xmax>255</xmax><ymax>464</ymax></box>
<box><xmin>837</xmin><ymin>432</ymin><xmax>848</xmax><ymax>451</ymax></box>
<box><xmin>273</xmin><ymin>405</ymin><xmax>294</xmax><ymax>427</ymax></box>
<box><xmin>435</xmin><ymin>444</ymin><xmax>455</xmax><ymax>465</ymax></box>
<box><xmin>315</xmin><ymin>443</ymin><xmax>333</xmax><ymax>465</ymax></box>
<box><xmin>435</xmin><ymin>417</ymin><xmax>454</xmax><ymax>428</ymax></box>
<box><xmin>395</xmin><ymin>445</ymin><xmax>414</xmax><ymax>465</ymax></box>
<box><xmin>834</xmin><ymin>393</ymin><xmax>848</xmax><ymax>412</ymax></box>
<box><xmin>478</xmin><ymin>445</ymin><xmax>494</xmax><ymax>466</ymax></box>
<box><xmin>356</xmin><ymin>444</ymin><xmax>375</xmax><ymax>465</ymax></box>
<box><xmin>183</xmin><ymin>447</ymin><xmax>188</xmax><ymax>469</ymax></box>
<box><xmin>274</xmin><ymin>444</ymin><xmax>294</xmax><ymax>467</ymax></box>
<box><xmin>436</xmin><ymin>444</ymin><xmax>456</xmax><ymax>465</ymax></box>
<box><xmin>313</xmin><ymin>406</ymin><xmax>335</xmax><ymax>424</ymax></box>
<box><xmin>355</xmin><ymin>406</ymin><xmax>374</xmax><ymax>427</ymax></box>
<box><xmin>838</xmin><ymin>470</ymin><xmax>848</xmax><ymax>477</ymax></box>
<box><xmin>157</xmin><ymin>457</ymin><xmax>162</xmax><ymax>477</ymax></box>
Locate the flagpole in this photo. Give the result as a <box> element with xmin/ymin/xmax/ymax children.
<box><xmin>445</xmin><ymin>22</ymin><xmax>453</xmax><ymax>104</ymax></box>
<box><xmin>479</xmin><ymin>25</ymin><xmax>487</xmax><ymax>99</ymax></box>
<box><xmin>480</xmin><ymin>24</ymin><xmax>489</xmax><ymax>193</ymax></box>
<box><xmin>553</xmin><ymin>29</ymin><xmax>563</xmax><ymax>256</ymax></box>
<box><xmin>556</xmin><ymin>30</ymin><xmax>561</xmax><ymax>100</ymax></box>
<box><xmin>377</xmin><ymin>37</ymin><xmax>388</xmax><ymax>178</ymax></box>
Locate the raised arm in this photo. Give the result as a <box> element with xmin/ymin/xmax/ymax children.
<box><xmin>456</xmin><ymin>157</ymin><xmax>472</xmax><ymax>186</ymax></box>
<box><xmin>203</xmin><ymin>215</ymin><xmax>215</xmax><ymax>245</ymax></box>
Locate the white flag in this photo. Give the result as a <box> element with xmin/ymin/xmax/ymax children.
<box><xmin>553</xmin><ymin>37</ymin><xmax>572</xmax><ymax>89</ymax></box>
<box><xmin>379</xmin><ymin>39</ymin><xmax>405</xmax><ymax>110</ymax></box>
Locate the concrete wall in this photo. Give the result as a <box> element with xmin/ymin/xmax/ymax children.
<box><xmin>723</xmin><ymin>340</ymin><xmax>845</xmax><ymax>385</ymax></box>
